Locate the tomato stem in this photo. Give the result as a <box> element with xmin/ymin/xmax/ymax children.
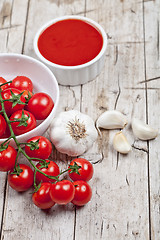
<box><xmin>0</xmin><ymin>80</ymin><xmax>12</xmax><ymax>87</ymax></box>
<box><xmin>33</xmin><ymin>170</ymin><xmax>37</xmax><ymax>189</ymax></box>
<box><xmin>14</xmin><ymin>148</ymin><xmax>21</xmax><ymax>168</ymax></box>
<box><xmin>57</xmin><ymin>165</ymin><xmax>81</xmax><ymax>178</ymax></box>
<box><xmin>1</xmin><ymin>136</ymin><xmax>12</xmax><ymax>145</ymax></box>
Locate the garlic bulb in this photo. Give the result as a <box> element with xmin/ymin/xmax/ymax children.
<box><xmin>113</xmin><ymin>131</ymin><xmax>131</xmax><ymax>154</ymax></box>
<box><xmin>131</xmin><ymin>118</ymin><xmax>158</xmax><ymax>140</ymax></box>
<box><xmin>96</xmin><ymin>110</ymin><xmax>127</xmax><ymax>134</ymax></box>
<box><xmin>49</xmin><ymin>110</ymin><xmax>98</xmax><ymax>156</ymax></box>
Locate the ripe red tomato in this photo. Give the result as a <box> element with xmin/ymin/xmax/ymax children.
<box><xmin>69</xmin><ymin>158</ymin><xmax>94</xmax><ymax>182</ymax></box>
<box><xmin>0</xmin><ymin>124</ymin><xmax>11</xmax><ymax>139</ymax></box>
<box><xmin>27</xmin><ymin>92</ymin><xmax>54</xmax><ymax>120</ymax></box>
<box><xmin>0</xmin><ymin>77</ymin><xmax>9</xmax><ymax>91</ymax></box>
<box><xmin>32</xmin><ymin>182</ymin><xmax>55</xmax><ymax>209</ymax></box>
<box><xmin>36</xmin><ymin>160</ymin><xmax>60</xmax><ymax>183</ymax></box>
<box><xmin>25</xmin><ymin>136</ymin><xmax>52</xmax><ymax>160</ymax></box>
<box><xmin>72</xmin><ymin>181</ymin><xmax>92</xmax><ymax>206</ymax></box>
<box><xmin>0</xmin><ymin>145</ymin><xmax>17</xmax><ymax>172</ymax></box>
<box><xmin>0</xmin><ymin>114</ymin><xmax>6</xmax><ymax>137</ymax></box>
<box><xmin>10</xmin><ymin>76</ymin><xmax>33</xmax><ymax>92</ymax></box>
<box><xmin>8</xmin><ymin>164</ymin><xmax>34</xmax><ymax>192</ymax></box>
<box><xmin>10</xmin><ymin>110</ymin><xmax>36</xmax><ymax>135</ymax></box>
<box><xmin>1</xmin><ymin>88</ymin><xmax>25</xmax><ymax>116</ymax></box>
<box><xmin>50</xmin><ymin>180</ymin><xmax>75</xmax><ymax>205</ymax></box>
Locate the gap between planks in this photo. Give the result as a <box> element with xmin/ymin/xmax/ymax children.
<box><xmin>142</xmin><ymin>0</ymin><xmax>151</xmax><ymax>239</ymax></box>
<box><xmin>22</xmin><ymin>0</ymin><xmax>31</xmax><ymax>54</ymax></box>
<box><xmin>0</xmin><ymin>174</ymin><xmax>8</xmax><ymax>240</ymax></box>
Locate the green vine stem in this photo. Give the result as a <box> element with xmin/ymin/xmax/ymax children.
<box><xmin>0</xmin><ymin>80</ymin><xmax>12</xmax><ymax>87</ymax></box>
<box><xmin>33</xmin><ymin>170</ymin><xmax>37</xmax><ymax>189</ymax></box>
<box><xmin>0</xmin><ymin>82</ymin><xmax>81</xmax><ymax>190</ymax></box>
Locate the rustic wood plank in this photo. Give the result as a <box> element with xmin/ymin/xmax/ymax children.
<box><xmin>0</xmin><ymin>0</ymin><xmax>29</xmax><ymax>236</ymax></box>
<box><xmin>0</xmin><ymin>173</ymin><xmax>7</xmax><ymax>233</ymax></box>
<box><xmin>0</xmin><ymin>0</ymin><xmax>30</xmax><ymax>239</ymax></box>
<box><xmin>74</xmin><ymin>0</ymin><xmax>150</xmax><ymax>239</ymax></box>
<box><xmin>0</xmin><ymin>0</ymin><xmax>12</xmax><ymax>229</ymax></box>
<box><xmin>142</xmin><ymin>0</ymin><xmax>160</xmax><ymax>88</ymax></box>
<box><xmin>0</xmin><ymin>0</ymin><xmax>29</xmax><ymax>53</ymax></box>
<box><xmin>143</xmin><ymin>0</ymin><xmax>160</xmax><ymax>239</ymax></box>
<box><xmin>147</xmin><ymin>90</ymin><xmax>160</xmax><ymax>240</ymax></box>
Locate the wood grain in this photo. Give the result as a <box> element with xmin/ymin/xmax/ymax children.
<box><xmin>0</xmin><ymin>0</ymin><xmax>160</xmax><ymax>239</ymax></box>
<box><xmin>0</xmin><ymin>0</ymin><xmax>29</xmax><ymax>239</ymax></box>
<box><xmin>73</xmin><ymin>1</ymin><xmax>150</xmax><ymax>239</ymax></box>
<box><xmin>143</xmin><ymin>0</ymin><xmax>160</xmax><ymax>239</ymax></box>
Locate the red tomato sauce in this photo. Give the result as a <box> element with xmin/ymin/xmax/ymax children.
<box><xmin>38</xmin><ymin>19</ymin><xmax>103</xmax><ymax>66</ymax></box>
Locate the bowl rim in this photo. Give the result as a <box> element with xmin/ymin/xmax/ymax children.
<box><xmin>0</xmin><ymin>53</ymin><xmax>59</xmax><ymax>142</ymax></box>
<box><xmin>34</xmin><ymin>15</ymin><xmax>108</xmax><ymax>70</ymax></box>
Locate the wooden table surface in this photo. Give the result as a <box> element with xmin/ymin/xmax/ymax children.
<box><xmin>0</xmin><ymin>0</ymin><xmax>160</xmax><ymax>239</ymax></box>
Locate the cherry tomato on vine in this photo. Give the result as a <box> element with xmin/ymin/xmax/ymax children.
<box><xmin>0</xmin><ymin>145</ymin><xmax>17</xmax><ymax>172</ymax></box>
<box><xmin>1</xmin><ymin>124</ymin><xmax>11</xmax><ymax>139</ymax></box>
<box><xmin>10</xmin><ymin>110</ymin><xmax>36</xmax><ymax>135</ymax></box>
<box><xmin>10</xmin><ymin>76</ymin><xmax>33</xmax><ymax>92</ymax></box>
<box><xmin>0</xmin><ymin>114</ymin><xmax>6</xmax><ymax>137</ymax></box>
<box><xmin>8</xmin><ymin>164</ymin><xmax>34</xmax><ymax>192</ymax></box>
<box><xmin>36</xmin><ymin>160</ymin><xmax>60</xmax><ymax>183</ymax></box>
<box><xmin>0</xmin><ymin>77</ymin><xmax>9</xmax><ymax>91</ymax></box>
<box><xmin>27</xmin><ymin>92</ymin><xmax>54</xmax><ymax>120</ymax></box>
<box><xmin>50</xmin><ymin>180</ymin><xmax>75</xmax><ymax>205</ymax></box>
<box><xmin>25</xmin><ymin>136</ymin><xmax>52</xmax><ymax>160</ymax></box>
<box><xmin>69</xmin><ymin>158</ymin><xmax>94</xmax><ymax>182</ymax></box>
<box><xmin>71</xmin><ymin>181</ymin><xmax>92</xmax><ymax>206</ymax></box>
<box><xmin>0</xmin><ymin>88</ymin><xmax>26</xmax><ymax>116</ymax></box>
<box><xmin>32</xmin><ymin>182</ymin><xmax>55</xmax><ymax>209</ymax></box>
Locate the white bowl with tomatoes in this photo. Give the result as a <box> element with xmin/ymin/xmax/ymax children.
<box><xmin>0</xmin><ymin>53</ymin><xmax>59</xmax><ymax>148</ymax></box>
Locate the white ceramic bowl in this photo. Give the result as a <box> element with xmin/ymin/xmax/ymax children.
<box><xmin>34</xmin><ymin>15</ymin><xmax>107</xmax><ymax>86</ymax></box>
<box><xmin>0</xmin><ymin>53</ymin><xmax>59</xmax><ymax>148</ymax></box>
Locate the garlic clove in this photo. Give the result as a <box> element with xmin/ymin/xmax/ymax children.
<box><xmin>131</xmin><ymin>118</ymin><xmax>158</xmax><ymax>140</ymax></box>
<box><xmin>96</xmin><ymin>110</ymin><xmax>127</xmax><ymax>135</ymax></box>
<box><xmin>113</xmin><ymin>131</ymin><xmax>131</xmax><ymax>154</ymax></box>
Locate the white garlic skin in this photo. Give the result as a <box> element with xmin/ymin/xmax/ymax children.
<box><xmin>131</xmin><ymin>118</ymin><xmax>158</xmax><ymax>140</ymax></box>
<box><xmin>113</xmin><ymin>131</ymin><xmax>131</xmax><ymax>154</ymax></box>
<box><xmin>96</xmin><ymin>110</ymin><xmax>127</xmax><ymax>132</ymax></box>
<box><xmin>49</xmin><ymin>110</ymin><xmax>98</xmax><ymax>156</ymax></box>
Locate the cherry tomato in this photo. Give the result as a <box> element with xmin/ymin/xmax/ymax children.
<box><xmin>10</xmin><ymin>76</ymin><xmax>33</xmax><ymax>92</ymax></box>
<box><xmin>1</xmin><ymin>88</ymin><xmax>25</xmax><ymax>116</ymax></box>
<box><xmin>32</xmin><ymin>182</ymin><xmax>55</xmax><ymax>209</ymax></box>
<box><xmin>25</xmin><ymin>136</ymin><xmax>52</xmax><ymax>160</ymax></box>
<box><xmin>27</xmin><ymin>92</ymin><xmax>54</xmax><ymax>120</ymax></box>
<box><xmin>8</xmin><ymin>164</ymin><xmax>34</xmax><ymax>192</ymax></box>
<box><xmin>0</xmin><ymin>77</ymin><xmax>9</xmax><ymax>91</ymax></box>
<box><xmin>0</xmin><ymin>145</ymin><xmax>17</xmax><ymax>172</ymax></box>
<box><xmin>72</xmin><ymin>181</ymin><xmax>92</xmax><ymax>206</ymax></box>
<box><xmin>50</xmin><ymin>180</ymin><xmax>75</xmax><ymax>205</ymax></box>
<box><xmin>1</xmin><ymin>124</ymin><xmax>11</xmax><ymax>139</ymax></box>
<box><xmin>10</xmin><ymin>110</ymin><xmax>36</xmax><ymax>135</ymax></box>
<box><xmin>0</xmin><ymin>114</ymin><xmax>6</xmax><ymax>137</ymax></box>
<box><xmin>36</xmin><ymin>160</ymin><xmax>60</xmax><ymax>183</ymax></box>
<box><xmin>69</xmin><ymin>158</ymin><xmax>94</xmax><ymax>182</ymax></box>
